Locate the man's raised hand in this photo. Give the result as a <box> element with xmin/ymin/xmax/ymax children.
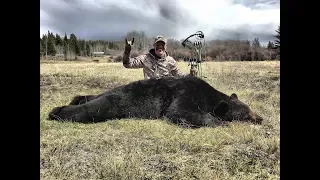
<box><xmin>125</xmin><ymin>38</ymin><xmax>135</xmax><ymax>51</ymax></box>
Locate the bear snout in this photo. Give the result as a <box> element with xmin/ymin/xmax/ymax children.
<box><xmin>246</xmin><ymin>111</ymin><xmax>263</xmax><ymax>124</ymax></box>
<box><xmin>251</xmin><ymin>114</ymin><xmax>263</xmax><ymax>124</ymax></box>
<box><xmin>255</xmin><ymin>115</ymin><xmax>263</xmax><ymax>124</ymax></box>
<box><xmin>48</xmin><ymin>106</ymin><xmax>64</xmax><ymax>120</ymax></box>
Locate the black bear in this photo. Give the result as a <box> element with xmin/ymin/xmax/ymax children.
<box><xmin>48</xmin><ymin>76</ymin><xmax>263</xmax><ymax>127</ymax></box>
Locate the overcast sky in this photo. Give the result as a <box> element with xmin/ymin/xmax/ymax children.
<box><xmin>40</xmin><ymin>0</ymin><xmax>279</xmax><ymax>44</ymax></box>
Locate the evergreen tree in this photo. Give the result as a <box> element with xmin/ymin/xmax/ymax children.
<box><xmin>55</xmin><ymin>33</ymin><xmax>63</xmax><ymax>46</ymax></box>
<box><xmin>267</xmin><ymin>41</ymin><xmax>275</xmax><ymax>49</ymax></box>
<box><xmin>274</xmin><ymin>25</ymin><xmax>280</xmax><ymax>55</ymax></box>
<box><xmin>63</xmin><ymin>32</ymin><xmax>68</xmax><ymax>44</ymax></box>
<box><xmin>86</xmin><ymin>43</ymin><xmax>91</xmax><ymax>56</ymax></box>
<box><xmin>63</xmin><ymin>33</ymin><xmax>68</xmax><ymax>58</ymax></box>
<box><xmin>47</xmin><ymin>30</ymin><xmax>56</xmax><ymax>55</ymax></box>
<box><xmin>78</xmin><ymin>39</ymin><xmax>86</xmax><ymax>56</ymax></box>
<box><xmin>69</xmin><ymin>33</ymin><xmax>80</xmax><ymax>56</ymax></box>
<box><xmin>40</xmin><ymin>38</ymin><xmax>43</xmax><ymax>53</ymax></box>
<box><xmin>252</xmin><ymin>38</ymin><xmax>261</xmax><ymax>48</ymax></box>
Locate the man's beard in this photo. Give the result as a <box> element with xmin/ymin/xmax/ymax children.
<box><xmin>155</xmin><ymin>48</ymin><xmax>166</xmax><ymax>58</ymax></box>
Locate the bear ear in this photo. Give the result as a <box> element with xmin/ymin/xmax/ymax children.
<box><xmin>214</xmin><ymin>100</ymin><xmax>230</xmax><ymax>117</ymax></box>
<box><xmin>230</xmin><ymin>93</ymin><xmax>238</xmax><ymax>99</ymax></box>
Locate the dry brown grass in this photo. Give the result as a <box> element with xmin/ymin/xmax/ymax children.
<box><xmin>40</xmin><ymin>60</ymin><xmax>280</xmax><ymax>179</ymax></box>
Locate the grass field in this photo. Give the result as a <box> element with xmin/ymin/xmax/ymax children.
<box><xmin>40</xmin><ymin>60</ymin><xmax>280</xmax><ymax>180</ymax></box>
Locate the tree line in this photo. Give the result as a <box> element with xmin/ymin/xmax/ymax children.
<box><xmin>40</xmin><ymin>26</ymin><xmax>280</xmax><ymax>61</ymax></box>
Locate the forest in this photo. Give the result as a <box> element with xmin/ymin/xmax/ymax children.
<box><xmin>40</xmin><ymin>26</ymin><xmax>280</xmax><ymax>61</ymax></box>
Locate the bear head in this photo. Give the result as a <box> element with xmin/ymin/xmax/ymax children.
<box><xmin>213</xmin><ymin>93</ymin><xmax>263</xmax><ymax>124</ymax></box>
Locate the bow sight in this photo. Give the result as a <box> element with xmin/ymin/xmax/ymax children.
<box><xmin>181</xmin><ymin>31</ymin><xmax>206</xmax><ymax>79</ymax></box>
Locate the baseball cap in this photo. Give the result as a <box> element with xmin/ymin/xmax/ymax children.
<box><xmin>154</xmin><ymin>35</ymin><xmax>167</xmax><ymax>44</ymax></box>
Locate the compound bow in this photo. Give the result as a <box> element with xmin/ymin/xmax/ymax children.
<box><xmin>181</xmin><ymin>31</ymin><xmax>206</xmax><ymax>79</ymax></box>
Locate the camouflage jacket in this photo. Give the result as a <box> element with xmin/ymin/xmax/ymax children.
<box><xmin>123</xmin><ymin>48</ymin><xmax>186</xmax><ymax>79</ymax></box>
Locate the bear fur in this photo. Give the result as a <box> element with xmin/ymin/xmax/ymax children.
<box><xmin>48</xmin><ymin>76</ymin><xmax>263</xmax><ymax>127</ymax></box>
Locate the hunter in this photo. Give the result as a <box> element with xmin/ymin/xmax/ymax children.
<box><xmin>122</xmin><ymin>35</ymin><xmax>188</xmax><ymax>79</ymax></box>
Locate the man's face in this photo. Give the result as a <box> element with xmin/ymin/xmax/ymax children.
<box><xmin>154</xmin><ymin>41</ymin><xmax>166</xmax><ymax>56</ymax></box>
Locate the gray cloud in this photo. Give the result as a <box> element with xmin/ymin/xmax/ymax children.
<box><xmin>40</xmin><ymin>0</ymin><xmax>279</xmax><ymax>44</ymax></box>
<box><xmin>233</xmin><ymin>0</ymin><xmax>280</xmax><ymax>9</ymax></box>
<box><xmin>40</xmin><ymin>0</ymin><xmax>195</xmax><ymax>40</ymax></box>
<box><xmin>209</xmin><ymin>23</ymin><xmax>277</xmax><ymax>45</ymax></box>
